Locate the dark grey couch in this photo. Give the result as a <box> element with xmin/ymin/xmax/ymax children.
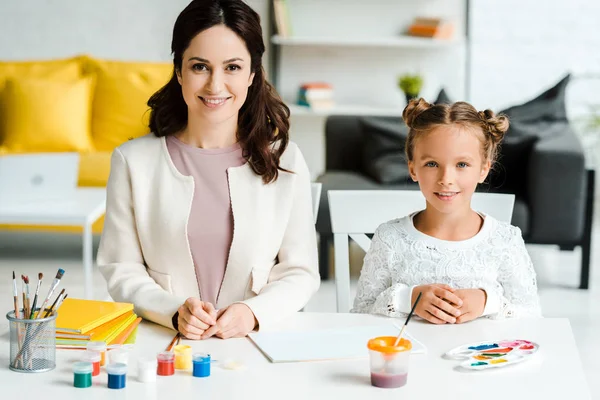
<box><xmin>316</xmin><ymin>115</ymin><xmax>594</xmax><ymax>289</ymax></box>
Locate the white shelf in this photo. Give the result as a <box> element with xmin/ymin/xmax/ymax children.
<box><xmin>272</xmin><ymin>34</ymin><xmax>463</xmax><ymax>49</ymax></box>
<box><xmin>287</xmin><ymin>103</ymin><xmax>403</xmax><ymax>118</ymax></box>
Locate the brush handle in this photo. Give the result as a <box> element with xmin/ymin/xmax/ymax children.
<box><xmin>29</xmin><ymin>294</ymin><xmax>39</xmax><ymax>319</ymax></box>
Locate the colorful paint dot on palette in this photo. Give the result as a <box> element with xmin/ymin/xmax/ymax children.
<box><xmin>445</xmin><ymin>339</ymin><xmax>539</xmax><ymax>371</ymax></box>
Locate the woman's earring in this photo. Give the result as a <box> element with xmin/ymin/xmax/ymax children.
<box><xmin>268</xmin><ymin>116</ymin><xmax>279</xmax><ymax>136</ymax></box>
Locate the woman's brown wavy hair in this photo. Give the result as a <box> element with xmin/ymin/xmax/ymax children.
<box><xmin>402</xmin><ymin>98</ymin><xmax>510</xmax><ymax>165</ymax></box>
<box><xmin>148</xmin><ymin>0</ymin><xmax>290</xmax><ymax>184</ymax></box>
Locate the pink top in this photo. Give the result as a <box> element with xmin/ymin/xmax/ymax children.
<box><xmin>166</xmin><ymin>135</ymin><xmax>246</xmax><ymax>305</ymax></box>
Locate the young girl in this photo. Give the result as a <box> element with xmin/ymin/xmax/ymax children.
<box><xmin>352</xmin><ymin>98</ymin><xmax>542</xmax><ymax>324</ymax></box>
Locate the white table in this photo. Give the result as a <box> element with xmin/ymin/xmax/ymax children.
<box><xmin>0</xmin><ymin>188</ymin><xmax>106</xmax><ymax>299</ymax></box>
<box><xmin>0</xmin><ymin>313</ymin><xmax>591</xmax><ymax>399</ymax></box>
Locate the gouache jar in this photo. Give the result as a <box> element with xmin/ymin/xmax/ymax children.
<box><xmin>174</xmin><ymin>344</ymin><xmax>192</xmax><ymax>370</ymax></box>
<box><xmin>73</xmin><ymin>361</ymin><xmax>93</xmax><ymax>388</ymax></box>
<box><xmin>108</xmin><ymin>348</ymin><xmax>129</xmax><ymax>365</ymax></box>
<box><xmin>138</xmin><ymin>356</ymin><xmax>157</xmax><ymax>383</ymax></box>
<box><xmin>81</xmin><ymin>350</ymin><xmax>101</xmax><ymax>376</ymax></box>
<box><xmin>157</xmin><ymin>351</ymin><xmax>175</xmax><ymax>376</ymax></box>
<box><xmin>192</xmin><ymin>353</ymin><xmax>211</xmax><ymax>378</ymax></box>
<box><xmin>87</xmin><ymin>341</ymin><xmax>107</xmax><ymax>366</ymax></box>
<box><xmin>106</xmin><ymin>363</ymin><xmax>127</xmax><ymax>389</ymax></box>
<box><xmin>367</xmin><ymin>337</ymin><xmax>412</xmax><ymax>389</ymax></box>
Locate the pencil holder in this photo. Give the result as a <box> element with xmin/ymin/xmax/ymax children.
<box><xmin>6</xmin><ymin>309</ymin><xmax>57</xmax><ymax>373</ymax></box>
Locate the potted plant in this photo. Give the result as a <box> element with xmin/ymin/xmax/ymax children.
<box><xmin>398</xmin><ymin>74</ymin><xmax>424</xmax><ymax>103</ymax></box>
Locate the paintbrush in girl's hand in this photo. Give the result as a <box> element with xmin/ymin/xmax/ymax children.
<box><xmin>166</xmin><ymin>332</ymin><xmax>181</xmax><ymax>352</ymax></box>
<box><xmin>394</xmin><ymin>292</ymin><xmax>422</xmax><ymax>346</ymax></box>
<box><xmin>37</xmin><ymin>269</ymin><xmax>65</xmax><ymax>319</ymax></box>
<box><xmin>12</xmin><ymin>271</ymin><xmax>20</xmax><ymax>319</ymax></box>
<box><xmin>29</xmin><ymin>273</ymin><xmax>43</xmax><ymax>319</ymax></box>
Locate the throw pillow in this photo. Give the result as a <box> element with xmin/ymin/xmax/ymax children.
<box><xmin>487</xmin><ymin>133</ymin><xmax>538</xmax><ymax>195</ymax></box>
<box><xmin>84</xmin><ymin>57</ymin><xmax>173</xmax><ymax>151</ymax></box>
<box><xmin>359</xmin><ymin>116</ymin><xmax>410</xmax><ymax>184</ymax></box>
<box><xmin>1</xmin><ymin>76</ymin><xmax>94</xmax><ymax>152</ymax></box>
<box><xmin>500</xmin><ymin>74</ymin><xmax>570</xmax><ymax>125</ymax></box>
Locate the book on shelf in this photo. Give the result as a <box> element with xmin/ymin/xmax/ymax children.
<box><xmin>273</xmin><ymin>0</ymin><xmax>293</xmax><ymax>37</ymax></box>
<box><xmin>297</xmin><ymin>82</ymin><xmax>335</xmax><ymax>110</ymax></box>
<box><xmin>407</xmin><ymin>17</ymin><xmax>454</xmax><ymax>39</ymax></box>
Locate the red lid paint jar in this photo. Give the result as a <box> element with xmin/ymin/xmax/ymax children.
<box><xmin>157</xmin><ymin>351</ymin><xmax>175</xmax><ymax>376</ymax></box>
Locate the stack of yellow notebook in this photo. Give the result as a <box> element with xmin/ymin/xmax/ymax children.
<box><xmin>55</xmin><ymin>298</ymin><xmax>142</xmax><ymax>349</ymax></box>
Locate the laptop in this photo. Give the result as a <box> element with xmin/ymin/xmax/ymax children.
<box><xmin>0</xmin><ymin>153</ymin><xmax>80</xmax><ymax>207</ymax></box>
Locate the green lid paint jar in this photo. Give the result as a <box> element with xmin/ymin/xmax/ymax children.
<box><xmin>73</xmin><ymin>361</ymin><xmax>93</xmax><ymax>388</ymax></box>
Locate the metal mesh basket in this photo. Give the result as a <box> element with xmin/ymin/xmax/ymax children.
<box><xmin>6</xmin><ymin>310</ymin><xmax>56</xmax><ymax>373</ymax></box>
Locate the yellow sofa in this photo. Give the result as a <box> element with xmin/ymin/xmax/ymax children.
<box><xmin>0</xmin><ymin>55</ymin><xmax>173</xmax><ymax>234</ymax></box>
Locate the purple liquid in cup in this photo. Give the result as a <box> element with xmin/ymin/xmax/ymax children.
<box><xmin>370</xmin><ymin>372</ymin><xmax>408</xmax><ymax>388</ymax></box>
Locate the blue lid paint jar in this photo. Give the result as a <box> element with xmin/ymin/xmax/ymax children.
<box><xmin>73</xmin><ymin>361</ymin><xmax>93</xmax><ymax>388</ymax></box>
<box><xmin>192</xmin><ymin>353</ymin><xmax>211</xmax><ymax>378</ymax></box>
<box><xmin>106</xmin><ymin>362</ymin><xmax>127</xmax><ymax>389</ymax></box>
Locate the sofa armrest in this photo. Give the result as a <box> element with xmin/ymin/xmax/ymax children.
<box><xmin>526</xmin><ymin>126</ymin><xmax>586</xmax><ymax>243</ymax></box>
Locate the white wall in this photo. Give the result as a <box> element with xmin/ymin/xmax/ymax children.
<box><xmin>0</xmin><ymin>0</ymin><xmax>270</xmax><ymax>72</ymax></box>
<box><xmin>470</xmin><ymin>0</ymin><xmax>600</xmax><ymax>120</ymax></box>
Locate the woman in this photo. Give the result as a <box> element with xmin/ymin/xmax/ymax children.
<box><xmin>97</xmin><ymin>0</ymin><xmax>319</xmax><ymax>340</ymax></box>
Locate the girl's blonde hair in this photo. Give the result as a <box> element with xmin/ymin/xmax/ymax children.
<box><xmin>402</xmin><ymin>98</ymin><xmax>510</xmax><ymax>164</ymax></box>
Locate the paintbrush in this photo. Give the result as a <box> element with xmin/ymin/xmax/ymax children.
<box><xmin>166</xmin><ymin>332</ymin><xmax>181</xmax><ymax>352</ymax></box>
<box><xmin>12</xmin><ymin>271</ymin><xmax>19</xmax><ymax>319</ymax></box>
<box><xmin>393</xmin><ymin>292</ymin><xmax>422</xmax><ymax>346</ymax></box>
<box><xmin>29</xmin><ymin>273</ymin><xmax>43</xmax><ymax>319</ymax></box>
<box><xmin>43</xmin><ymin>289</ymin><xmax>65</xmax><ymax>318</ymax></box>
<box><xmin>23</xmin><ymin>275</ymin><xmax>30</xmax><ymax>319</ymax></box>
<box><xmin>21</xmin><ymin>275</ymin><xmax>27</xmax><ymax>319</ymax></box>
<box><xmin>36</xmin><ymin>269</ymin><xmax>65</xmax><ymax>319</ymax></box>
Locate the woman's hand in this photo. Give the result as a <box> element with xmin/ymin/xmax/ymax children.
<box><xmin>201</xmin><ymin>303</ymin><xmax>257</xmax><ymax>340</ymax></box>
<box><xmin>411</xmin><ymin>284</ymin><xmax>463</xmax><ymax>324</ymax></box>
<box><xmin>177</xmin><ymin>298</ymin><xmax>217</xmax><ymax>340</ymax></box>
<box><xmin>454</xmin><ymin>289</ymin><xmax>487</xmax><ymax>324</ymax></box>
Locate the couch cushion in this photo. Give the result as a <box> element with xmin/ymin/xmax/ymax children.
<box><xmin>488</xmin><ymin>134</ymin><xmax>538</xmax><ymax>197</ymax></box>
<box><xmin>83</xmin><ymin>57</ymin><xmax>172</xmax><ymax>151</ymax></box>
<box><xmin>78</xmin><ymin>151</ymin><xmax>112</xmax><ymax>187</ymax></box>
<box><xmin>359</xmin><ymin>116</ymin><xmax>409</xmax><ymax>184</ymax></box>
<box><xmin>501</xmin><ymin>74</ymin><xmax>570</xmax><ymax>125</ymax></box>
<box><xmin>1</xmin><ymin>76</ymin><xmax>94</xmax><ymax>152</ymax></box>
<box><xmin>0</xmin><ymin>56</ymin><xmax>83</xmax><ymax>144</ymax></box>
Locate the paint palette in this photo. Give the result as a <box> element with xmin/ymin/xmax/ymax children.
<box><xmin>444</xmin><ymin>339</ymin><xmax>539</xmax><ymax>370</ymax></box>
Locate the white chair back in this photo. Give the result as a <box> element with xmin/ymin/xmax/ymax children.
<box><xmin>328</xmin><ymin>190</ymin><xmax>515</xmax><ymax>312</ymax></box>
<box><xmin>311</xmin><ymin>183</ymin><xmax>322</xmax><ymax>224</ymax></box>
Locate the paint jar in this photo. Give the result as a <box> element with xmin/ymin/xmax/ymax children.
<box><xmin>87</xmin><ymin>341</ymin><xmax>107</xmax><ymax>366</ymax></box>
<box><xmin>137</xmin><ymin>356</ymin><xmax>157</xmax><ymax>383</ymax></box>
<box><xmin>73</xmin><ymin>361</ymin><xmax>93</xmax><ymax>388</ymax></box>
<box><xmin>81</xmin><ymin>350</ymin><xmax>101</xmax><ymax>376</ymax></box>
<box><xmin>108</xmin><ymin>348</ymin><xmax>129</xmax><ymax>365</ymax></box>
<box><xmin>367</xmin><ymin>336</ymin><xmax>412</xmax><ymax>388</ymax></box>
<box><xmin>174</xmin><ymin>344</ymin><xmax>192</xmax><ymax>370</ymax></box>
<box><xmin>192</xmin><ymin>353</ymin><xmax>211</xmax><ymax>378</ymax></box>
<box><xmin>106</xmin><ymin>362</ymin><xmax>127</xmax><ymax>389</ymax></box>
<box><xmin>157</xmin><ymin>351</ymin><xmax>175</xmax><ymax>376</ymax></box>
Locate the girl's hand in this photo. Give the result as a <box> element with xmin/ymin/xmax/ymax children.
<box><xmin>177</xmin><ymin>298</ymin><xmax>217</xmax><ymax>340</ymax></box>
<box><xmin>201</xmin><ymin>303</ymin><xmax>257</xmax><ymax>340</ymax></box>
<box><xmin>454</xmin><ymin>289</ymin><xmax>487</xmax><ymax>323</ymax></box>
<box><xmin>412</xmin><ymin>284</ymin><xmax>463</xmax><ymax>324</ymax></box>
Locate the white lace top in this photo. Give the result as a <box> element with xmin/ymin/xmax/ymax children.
<box><xmin>351</xmin><ymin>212</ymin><xmax>542</xmax><ymax>320</ymax></box>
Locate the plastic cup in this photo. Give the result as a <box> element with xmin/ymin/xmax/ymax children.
<box><xmin>138</xmin><ymin>356</ymin><xmax>158</xmax><ymax>383</ymax></box>
<box><xmin>108</xmin><ymin>348</ymin><xmax>129</xmax><ymax>365</ymax></box>
<box><xmin>192</xmin><ymin>353</ymin><xmax>211</xmax><ymax>377</ymax></box>
<box><xmin>174</xmin><ymin>345</ymin><xmax>192</xmax><ymax>370</ymax></box>
<box><xmin>106</xmin><ymin>362</ymin><xmax>127</xmax><ymax>389</ymax></box>
<box><xmin>157</xmin><ymin>351</ymin><xmax>175</xmax><ymax>376</ymax></box>
<box><xmin>80</xmin><ymin>350</ymin><xmax>101</xmax><ymax>376</ymax></box>
<box><xmin>367</xmin><ymin>336</ymin><xmax>412</xmax><ymax>388</ymax></box>
<box><xmin>73</xmin><ymin>361</ymin><xmax>93</xmax><ymax>388</ymax></box>
<box><xmin>87</xmin><ymin>341</ymin><xmax>107</xmax><ymax>366</ymax></box>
